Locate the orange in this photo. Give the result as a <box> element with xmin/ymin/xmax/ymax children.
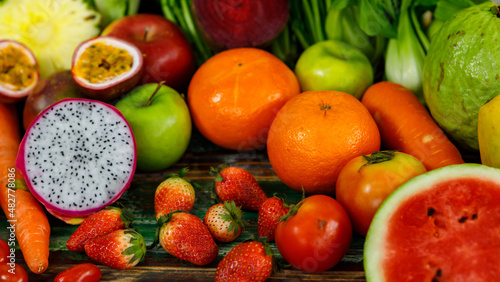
<box><xmin>267</xmin><ymin>90</ymin><xmax>381</xmax><ymax>195</ymax></box>
<box><xmin>187</xmin><ymin>48</ymin><xmax>300</xmax><ymax>151</ymax></box>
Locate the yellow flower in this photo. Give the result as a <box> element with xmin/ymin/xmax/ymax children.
<box><xmin>0</xmin><ymin>0</ymin><xmax>101</xmax><ymax>78</ymax></box>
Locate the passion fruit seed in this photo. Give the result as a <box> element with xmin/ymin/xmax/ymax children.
<box><xmin>73</xmin><ymin>42</ymin><xmax>133</xmax><ymax>84</ymax></box>
<box><xmin>0</xmin><ymin>44</ymin><xmax>37</xmax><ymax>91</ymax></box>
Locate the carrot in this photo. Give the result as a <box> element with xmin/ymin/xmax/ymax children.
<box><xmin>0</xmin><ymin>103</ymin><xmax>21</xmax><ymax>220</ymax></box>
<box><xmin>361</xmin><ymin>81</ymin><xmax>464</xmax><ymax>170</ymax></box>
<box><xmin>0</xmin><ymin>102</ymin><xmax>50</xmax><ymax>274</ymax></box>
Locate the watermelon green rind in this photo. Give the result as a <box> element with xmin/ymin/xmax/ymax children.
<box><xmin>363</xmin><ymin>163</ymin><xmax>500</xmax><ymax>281</ymax></box>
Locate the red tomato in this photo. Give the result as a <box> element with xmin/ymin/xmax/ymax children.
<box><xmin>275</xmin><ymin>195</ymin><xmax>352</xmax><ymax>273</ymax></box>
<box><xmin>335</xmin><ymin>150</ymin><xmax>427</xmax><ymax>236</ymax></box>
<box><xmin>54</xmin><ymin>263</ymin><xmax>102</xmax><ymax>282</ymax></box>
<box><xmin>0</xmin><ymin>263</ymin><xmax>28</xmax><ymax>282</ymax></box>
<box><xmin>0</xmin><ymin>239</ymin><xmax>10</xmax><ymax>264</ymax></box>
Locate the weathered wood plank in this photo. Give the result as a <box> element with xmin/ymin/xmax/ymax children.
<box><xmin>0</xmin><ymin>136</ymin><xmax>369</xmax><ymax>281</ymax></box>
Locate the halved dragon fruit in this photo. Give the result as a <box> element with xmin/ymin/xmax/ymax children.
<box><xmin>16</xmin><ymin>98</ymin><xmax>136</xmax><ymax>224</ymax></box>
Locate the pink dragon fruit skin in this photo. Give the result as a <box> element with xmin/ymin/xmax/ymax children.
<box><xmin>16</xmin><ymin>98</ymin><xmax>137</xmax><ymax>224</ymax></box>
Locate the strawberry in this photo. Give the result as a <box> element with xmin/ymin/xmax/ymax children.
<box><xmin>215</xmin><ymin>240</ymin><xmax>275</xmax><ymax>282</ymax></box>
<box><xmin>154</xmin><ymin>167</ymin><xmax>196</xmax><ymax>220</ymax></box>
<box><xmin>84</xmin><ymin>229</ymin><xmax>146</xmax><ymax>270</ymax></box>
<box><xmin>203</xmin><ymin>201</ymin><xmax>246</xmax><ymax>242</ymax></box>
<box><xmin>149</xmin><ymin>211</ymin><xmax>218</xmax><ymax>266</ymax></box>
<box><xmin>210</xmin><ymin>164</ymin><xmax>267</xmax><ymax>211</ymax></box>
<box><xmin>66</xmin><ymin>205</ymin><xmax>134</xmax><ymax>252</ymax></box>
<box><xmin>258</xmin><ymin>195</ymin><xmax>291</xmax><ymax>242</ymax></box>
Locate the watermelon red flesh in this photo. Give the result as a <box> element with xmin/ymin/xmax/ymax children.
<box><xmin>382</xmin><ymin>178</ymin><xmax>500</xmax><ymax>281</ymax></box>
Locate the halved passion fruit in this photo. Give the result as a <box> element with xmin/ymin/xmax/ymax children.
<box><xmin>71</xmin><ymin>36</ymin><xmax>143</xmax><ymax>101</ymax></box>
<box><xmin>0</xmin><ymin>40</ymin><xmax>40</xmax><ymax>103</ymax></box>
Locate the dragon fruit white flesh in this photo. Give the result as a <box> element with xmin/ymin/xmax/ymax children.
<box><xmin>16</xmin><ymin>98</ymin><xmax>136</xmax><ymax>224</ymax></box>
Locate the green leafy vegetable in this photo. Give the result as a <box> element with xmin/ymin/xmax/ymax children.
<box><xmin>86</xmin><ymin>0</ymin><xmax>141</xmax><ymax>28</ymax></box>
<box><xmin>384</xmin><ymin>0</ymin><xmax>427</xmax><ymax>102</ymax></box>
<box><xmin>270</xmin><ymin>20</ymin><xmax>300</xmax><ymax>69</ymax></box>
<box><xmin>160</xmin><ymin>0</ymin><xmax>213</xmax><ymax>66</ymax></box>
<box><xmin>271</xmin><ymin>0</ymin><xmax>334</xmax><ymax>68</ymax></box>
<box><xmin>288</xmin><ymin>0</ymin><xmax>333</xmax><ymax>50</ymax></box>
<box><xmin>325</xmin><ymin>3</ymin><xmax>387</xmax><ymax>66</ymax></box>
<box><xmin>358</xmin><ymin>0</ymin><xmax>397</xmax><ymax>38</ymax></box>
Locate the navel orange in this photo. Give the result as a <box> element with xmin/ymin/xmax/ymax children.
<box><xmin>187</xmin><ymin>47</ymin><xmax>300</xmax><ymax>151</ymax></box>
<box><xmin>267</xmin><ymin>90</ymin><xmax>381</xmax><ymax>195</ymax></box>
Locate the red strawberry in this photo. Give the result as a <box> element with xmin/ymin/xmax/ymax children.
<box><xmin>215</xmin><ymin>240</ymin><xmax>274</xmax><ymax>282</ymax></box>
<box><xmin>149</xmin><ymin>211</ymin><xmax>218</xmax><ymax>266</ymax></box>
<box><xmin>84</xmin><ymin>229</ymin><xmax>146</xmax><ymax>270</ymax></box>
<box><xmin>203</xmin><ymin>201</ymin><xmax>246</xmax><ymax>242</ymax></box>
<box><xmin>210</xmin><ymin>164</ymin><xmax>267</xmax><ymax>211</ymax></box>
<box><xmin>258</xmin><ymin>196</ymin><xmax>291</xmax><ymax>242</ymax></box>
<box><xmin>154</xmin><ymin>167</ymin><xmax>196</xmax><ymax>220</ymax></box>
<box><xmin>66</xmin><ymin>205</ymin><xmax>134</xmax><ymax>252</ymax></box>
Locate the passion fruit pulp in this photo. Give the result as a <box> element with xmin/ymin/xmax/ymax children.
<box><xmin>71</xmin><ymin>36</ymin><xmax>143</xmax><ymax>101</ymax></box>
<box><xmin>0</xmin><ymin>40</ymin><xmax>40</xmax><ymax>103</ymax></box>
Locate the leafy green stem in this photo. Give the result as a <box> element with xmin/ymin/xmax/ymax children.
<box><xmin>161</xmin><ymin>0</ymin><xmax>177</xmax><ymax>24</ymax></box>
<box><xmin>302</xmin><ymin>0</ymin><xmax>318</xmax><ymax>43</ymax></box>
<box><xmin>311</xmin><ymin>0</ymin><xmax>326</xmax><ymax>42</ymax></box>
<box><xmin>410</xmin><ymin>4</ymin><xmax>430</xmax><ymax>52</ymax></box>
<box><xmin>180</xmin><ymin>0</ymin><xmax>213</xmax><ymax>64</ymax></box>
<box><xmin>160</xmin><ymin>0</ymin><xmax>212</xmax><ymax>66</ymax></box>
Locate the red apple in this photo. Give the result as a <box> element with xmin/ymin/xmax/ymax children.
<box><xmin>101</xmin><ymin>14</ymin><xmax>196</xmax><ymax>92</ymax></box>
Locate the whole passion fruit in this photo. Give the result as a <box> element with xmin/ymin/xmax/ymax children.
<box><xmin>71</xmin><ymin>36</ymin><xmax>143</xmax><ymax>101</ymax></box>
<box><xmin>23</xmin><ymin>70</ymin><xmax>89</xmax><ymax>130</ymax></box>
<box><xmin>423</xmin><ymin>2</ymin><xmax>500</xmax><ymax>151</ymax></box>
<box><xmin>0</xmin><ymin>40</ymin><xmax>40</xmax><ymax>103</ymax></box>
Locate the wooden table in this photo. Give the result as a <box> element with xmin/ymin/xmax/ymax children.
<box><xmin>0</xmin><ymin>130</ymin><xmax>368</xmax><ymax>281</ymax></box>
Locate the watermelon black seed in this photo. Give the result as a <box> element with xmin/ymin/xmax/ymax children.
<box><xmin>427</xmin><ymin>208</ymin><xmax>435</xmax><ymax>216</ymax></box>
<box><xmin>471</xmin><ymin>213</ymin><xmax>478</xmax><ymax>220</ymax></box>
<box><xmin>434</xmin><ymin>269</ymin><xmax>442</xmax><ymax>280</ymax></box>
<box><xmin>458</xmin><ymin>216</ymin><xmax>468</xmax><ymax>223</ymax></box>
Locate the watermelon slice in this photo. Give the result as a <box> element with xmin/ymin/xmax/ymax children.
<box><xmin>364</xmin><ymin>164</ymin><xmax>500</xmax><ymax>281</ymax></box>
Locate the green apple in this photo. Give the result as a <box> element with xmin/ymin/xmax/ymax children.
<box><xmin>115</xmin><ymin>83</ymin><xmax>192</xmax><ymax>171</ymax></box>
<box><xmin>294</xmin><ymin>40</ymin><xmax>374</xmax><ymax>99</ymax></box>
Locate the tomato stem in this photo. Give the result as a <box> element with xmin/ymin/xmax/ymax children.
<box><xmin>359</xmin><ymin>150</ymin><xmax>399</xmax><ymax>172</ymax></box>
<box><xmin>279</xmin><ymin>201</ymin><xmax>302</xmax><ymax>222</ymax></box>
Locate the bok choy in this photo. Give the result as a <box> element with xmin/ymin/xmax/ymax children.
<box><xmin>325</xmin><ymin>2</ymin><xmax>387</xmax><ymax>67</ymax></box>
<box><xmin>384</xmin><ymin>0</ymin><xmax>428</xmax><ymax>102</ymax></box>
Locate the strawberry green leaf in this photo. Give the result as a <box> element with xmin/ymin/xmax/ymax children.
<box><xmin>209</xmin><ymin>163</ymin><xmax>230</xmax><ymax>182</ymax></box>
<box><xmin>178</xmin><ymin>167</ymin><xmax>189</xmax><ymax>178</ymax></box>
<box><xmin>121</xmin><ymin>229</ymin><xmax>146</xmax><ymax>266</ymax></box>
<box><xmin>148</xmin><ymin>212</ymin><xmax>178</xmax><ymax>250</ymax></box>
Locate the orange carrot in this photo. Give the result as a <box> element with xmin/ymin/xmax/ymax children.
<box><xmin>0</xmin><ymin>103</ymin><xmax>21</xmax><ymax>220</ymax></box>
<box><xmin>0</xmin><ymin>102</ymin><xmax>50</xmax><ymax>274</ymax></box>
<box><xmin>361</xmin><ymin>81</ymin><xmax>464</xmax><ymax>170</ymax></box>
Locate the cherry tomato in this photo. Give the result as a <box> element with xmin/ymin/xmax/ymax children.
<box><xmin>0</xmin><ymin>263</ymin><xmax>28</xmax><ymax>282</ymax></box>
<box><xmin>335</xmin><ymin>150</ymin><xmax>427</xmax><ymax>236</ymax></box>
<box><xmin>0</xmin><ymin>239</ymin><xmax>10</xmax><ymax>264</ymax></box>
<box><xmin>54</xmin><ymin>263</ymin><xmax>102</xmax><ymax>282</ymax></box>
<box><xmin>275</xmin><ymin>195</ymin><xmax>352</xmax><ymax>273</ymax></box>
